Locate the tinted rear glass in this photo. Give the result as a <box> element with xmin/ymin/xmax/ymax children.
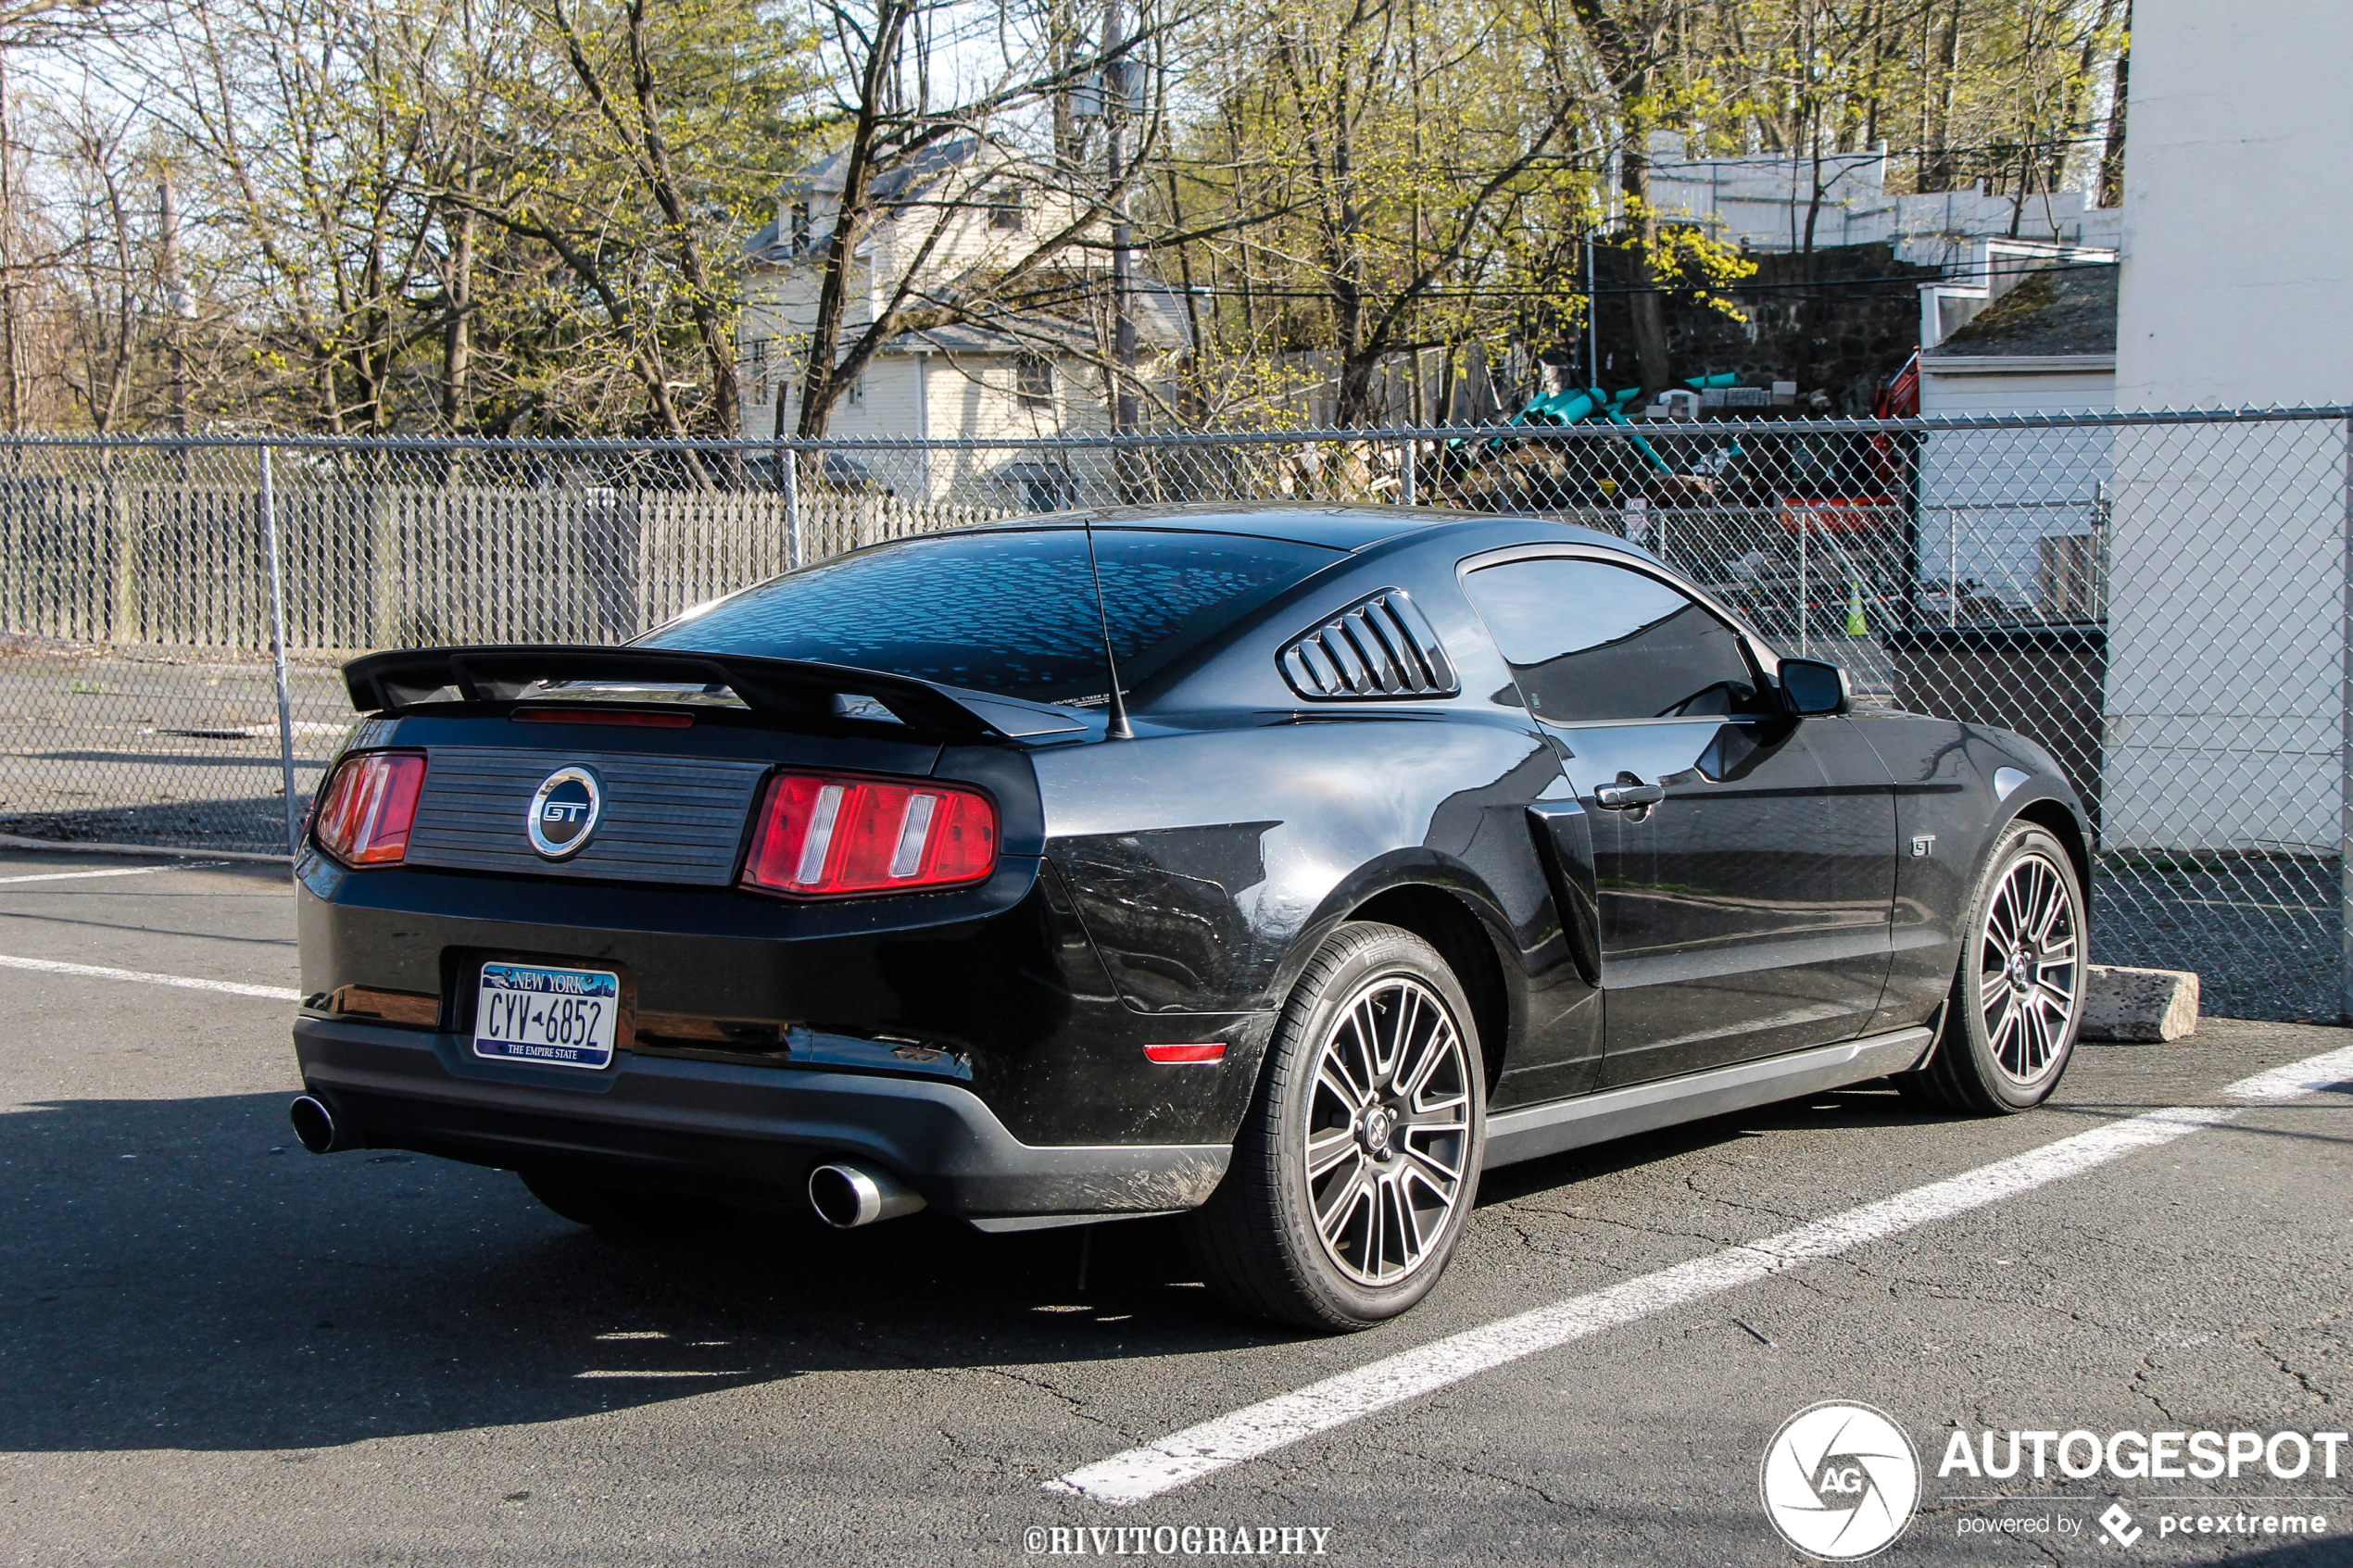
<box><xmin>639</xmin><ymin>528</ymin><xmax>1336</xmax><ymax>706</ymax></box>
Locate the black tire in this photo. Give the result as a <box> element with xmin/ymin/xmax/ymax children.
<box><xmin>1184</xmin><ymin>922</ymin><xmax>1487</xmax><ymax>1331</ymax></box>
<box><xmin>519</xmin><ymin>1167</ymin><xmax>677</xmax><ymax>1234</ymax></box>
<box><xmin>1894</xmin><ymin>821</ymin><xmax>2086</xmax><ymax>1114</ymax></box>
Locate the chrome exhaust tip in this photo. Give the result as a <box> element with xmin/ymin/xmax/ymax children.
<box><xmin>807</xmin><ymin>1161</ymin><xmax>925</xmax><ymax>1228</ymax></box>
<box><xmin>288</xmin><ymin>1095</ymin><xmax>344</xmax><ymax>1155</ymax></box>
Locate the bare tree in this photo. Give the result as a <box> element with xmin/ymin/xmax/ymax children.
<box><xmin>784</xmin><ymin>0</ymin><xmax>1168</xmax><ymax>437</ymax></box>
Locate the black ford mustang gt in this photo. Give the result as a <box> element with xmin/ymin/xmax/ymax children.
<box><xmin>290</xmin><ymin>504</ymin><xmax>2091</xmax><ymax>1330</ymax></box>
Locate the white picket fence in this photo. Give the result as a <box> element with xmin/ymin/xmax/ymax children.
<box><xmin>0</xmin><ymin>476</ymin><xmax>1010</xmax><ymax>654</ymax></box>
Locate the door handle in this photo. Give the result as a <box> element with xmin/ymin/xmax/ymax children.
<box><xmin>1593</xmin><ymin>782</ymin><xmax>1667</xmax><ymax>810</ymax></box>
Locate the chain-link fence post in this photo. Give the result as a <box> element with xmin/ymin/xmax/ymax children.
<box><xmin>1398</xmin><ymin>438</ymin><xmax>1416</xmax><ymax>507</ymax></box>
<box><xmin>261</xmin><ymin>443</ymin><xmax>300</xmax><ymax>856</ymax></box>
<box><xmin>2341</xmin><ymin>413</ymin><xmax>2353</xmax><ymax>1022</ymax></box>
<box><xmin>1797</xmin><ymin>514</ymin><xmax>1811</xmax><ymax>658</ymax></box>
<box><xmin>782</xmin><ymin>440</ymin><xmax>802</xmax><ymax>571</ymax></box>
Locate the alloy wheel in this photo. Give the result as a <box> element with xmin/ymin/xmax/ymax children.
<box><xmin>1302</xmin><ymin>973</ymin><xmax>1472</xmax><ymax>1286</ymax></box>
<box><xmin>1976</xmin><ymin>848</ymin><xmax>2081</xmax><ymax>1086</ymax></box>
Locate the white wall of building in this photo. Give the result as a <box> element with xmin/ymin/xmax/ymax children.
<box><xmin>1645</xmin><ymin>132</ymin><xmax>2121</xmax><ymax>265</ymax></box>
<box><xmin>2105</xmin><ymin>0</ymin><xmax>2353</xmax><ymax>851</ymax></box>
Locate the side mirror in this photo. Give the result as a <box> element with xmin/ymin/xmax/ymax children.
<box><xmin>1779</xmin><ymin>658</ymin><xmax>1851</xmax><ymax>716</ymax></box>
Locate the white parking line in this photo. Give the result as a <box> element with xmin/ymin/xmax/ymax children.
<box><xmin>0</xmin><ymin>861</ymin><xmax>227</xmax><ymax>886</ymax></box>
<box><xmin>1049</xmin><ymin>1043</ymin><xmax>2353</xmax><ymax>1507</ymax></box>
<box><xmin>0</xmin><ymin>951</ymin><xmax>297</xmax><ymax>1001</ymax></box>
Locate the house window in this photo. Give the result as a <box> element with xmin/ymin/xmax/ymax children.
<box><xmin>1001</xmin><ymin>462</ymin><xmax>1079</xmax><ymax>512</ymax></box>
<box><xmin>847</xmin><ymin>373</ymin><xmax>865</xmax><ymax>408</ymax></box>
<box><xmin>988</xmin><ymin>187</ymin><xmax>1025</xmax><ymax>232</ymax></box>
<box><xmin>789</xmin><ymin>201</ymin><xmax>812</xmax><ymax>253</ymax></box>
<box><xmin>745</xmin><ymin>337</ymin><xmax>769</xmax><ymax>406</ymax></box>
<box><xmin>1015</xmin><ymin>353</ymin><xmax>1053</xmax><ymax>410</ymax></box>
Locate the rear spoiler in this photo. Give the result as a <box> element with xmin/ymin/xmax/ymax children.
<box><xmin>340</xmin><ymin>644</ymin><xmax>1089</xmax><ymax>742</ymax></box>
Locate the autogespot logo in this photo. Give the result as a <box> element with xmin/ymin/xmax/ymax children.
<box><xmin>526</xmin><ymin>766</ymin><xmax>603</xmax><ymax>859</ymax></box>
<box><xmin>1761</xmin><ymin>1401</ymin><xmax>1922</xmax><ymax>1560</ymax></box>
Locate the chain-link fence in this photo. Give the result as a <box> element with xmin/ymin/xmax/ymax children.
<box><xmin>0</xmin><ymin>410</ymin><xmax>2345</xmax><ymax>1022</ymax></box>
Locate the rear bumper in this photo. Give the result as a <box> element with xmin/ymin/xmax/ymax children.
<box><xmin>293</xmin><ymin>1016</ymin><xmax>1229</xmax><ymax>1223</ymax></box>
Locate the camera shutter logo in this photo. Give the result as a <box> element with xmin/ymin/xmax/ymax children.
<box><xmin>526</xmin><ymin>767</ymin><xmax>603</xmax><ymax>859</ymax></box>
<box><xmin>1759</xmin><ymin>1401</ymin><xmax>1921</xmax><ymax>1560</ymax></box>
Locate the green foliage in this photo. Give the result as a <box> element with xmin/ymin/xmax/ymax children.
<box><xmin>8</xmin><ymin>0</ymin><xmax>2122</xmax><ymax>433</ymax></box>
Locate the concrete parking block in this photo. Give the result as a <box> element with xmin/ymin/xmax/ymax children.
<box><xmin>2082</xmin><ymin>963</ymin><xmax>2201</xmax><ymax>1042</ymax></box>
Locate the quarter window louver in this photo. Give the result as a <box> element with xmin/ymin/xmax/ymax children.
<box><xmin>1277</xmin><ymin>589</ymin><xmax>1460</xmax><ymax>700</ymax></box>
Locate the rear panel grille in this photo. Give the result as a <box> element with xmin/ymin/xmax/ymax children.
<box><xmin>1277</xmin><ymin>588</ymin><xmax>1460</xmax><ymax>700</ymax></box>
<box><xmin>404</xmin><ymin>747</ymin><xmax>769</xmax><ymax>884</ymax></box>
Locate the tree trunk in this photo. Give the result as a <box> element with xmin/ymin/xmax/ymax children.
<box><xmin>1622</xmin><ymin>139</ymin><xmax>1671</xmax><ymax>400</ymax></box>
<box><xmin>0</xmin><ymin>50</ymin><xmax>24</xmax><ymax>432</ymax></box>
<box><xmin>1923</xmin><ymin>0</ymin><xmax>1962</xmax><ymax>191</ymax></box>
<box><xmin>796</xmin><ymin>2</ymin><xmax>911</xmax><ymax>438</ymax></box>
<box><xmin>1569</xmin><ymin>0</ymin><xmax>1672</xmax><ymax>398</ymax></box>
<box><xmin>623</xmin><ymin>0</ymin><xmax>737</xmax><ymax>433</ymax></box>
<box><xmin>442</xmin><ymin>169</ymin><xmax>476</xmax><ymax>432</ymax></box>
<box><xmin>2099</xmin><ymin>0</ymin><xmax>2131</xmax><ymax>208</ymax></box>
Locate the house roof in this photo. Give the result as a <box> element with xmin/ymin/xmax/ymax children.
<box><xmin>1930</xmin><ymin>263</ymin><xmax>2119</xmax><ymax>357</ymax></box>
<box><xmin>741</xmin><ymin>138</ymin><xmax>987</xmax><ymax>263</ymax></box>
<box><xmin>893</xmin><ymin>283</ymin><xmax>1192</xmax><ymax>358</ymax></box>
<box><xmin>797</xmin><ymin>136</ymin><xmax>982</xmax><ymax>204</ymax></box>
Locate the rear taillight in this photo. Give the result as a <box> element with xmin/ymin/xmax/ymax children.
<box><xmin>741</xmin><ymin>771</ymin><xmax>998</xmax><ymax>897</ymax></box>
<box><xmin>313</xmin><ymin>751</ymin><xmax>428</xmax><ymax>867</ymax></box>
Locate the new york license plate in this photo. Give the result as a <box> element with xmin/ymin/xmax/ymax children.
<box><xmin>472</xmin><ymin>962</ymin><xmax>621</xmax><ymax>1070</ymax></box>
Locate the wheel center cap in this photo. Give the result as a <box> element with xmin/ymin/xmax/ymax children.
<box><xmin>2007</xmin><ymin>949</ymin><xmax>2032</xmax><ymax>990</ymax></box>
<box><xmin>1359</xmin><ymin>1105</ymin><xmax>1397</xmax><ymax>1158</ymax></box>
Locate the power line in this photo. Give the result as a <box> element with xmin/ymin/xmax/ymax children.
<box><xmin>982</xmin><ymin>257</ymin><xmax>2116</xmax><ymax>309</ymax></box>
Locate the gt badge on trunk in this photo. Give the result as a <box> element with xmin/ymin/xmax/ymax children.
<box><xmin>527</xmin><ymin>766</ymin><xmax>602</xmax><ymax>859</ymax></box>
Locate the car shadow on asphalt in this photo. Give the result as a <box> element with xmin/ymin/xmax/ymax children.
<box><xmin>0</xmin><ymin>1090</ymin><xmax>1283</xmax><ymax>1456</ymax></box>
<box><xmin>1474</xmin><ymin>1083</ymin><xmax>1947</xmax><ymax>1205</ymax></box>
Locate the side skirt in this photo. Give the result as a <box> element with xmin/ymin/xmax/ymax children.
<box><xmin>1482</xmin><ymin>1025</ymin><xmax>1936</xmax><ymax>1171</ymax></box>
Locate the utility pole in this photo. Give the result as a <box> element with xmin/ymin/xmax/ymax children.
<box><xmin>1102</xmin><ymin>0</ymin><xmax>1139</xmax><ymax>496</ymax></box>
<box><xmin>1583</xmin><ymin>227</ymin><xmax>1597</xmax><ymax>390</ymax></box>
<box><xmin>0</xmin><ymin>49</ymin><xmax>23</xmax><ymax>432</ymax></box>
<box><xmin>161</xmin><ymin>169</ymin><xmax>189</xmax><ymax>435</ymax></box>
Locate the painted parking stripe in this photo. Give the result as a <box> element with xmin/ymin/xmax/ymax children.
<box><xmin>1050</xmin><ymin>1042</ymin><xmax>2353</xmax><ymax>1507</ymax></box>
<box><xmin>0</xmin><ymin>861</ymin><xmax>226</xmax><ymax>886</ymax></box>
<box><xmin>0</xmin><ymin>951</ymin><xmax>297</xmax><ymax>1001</ymax></box>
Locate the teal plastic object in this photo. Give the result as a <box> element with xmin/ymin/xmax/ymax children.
<box><xmin>1511</xmin><ymin>374</ymin><xmax>1727</xmax><ymax>429</ymax></box>
<box><xmin>1604</xmin><ymin>407</ymin><xmax>1674</xmax><ymax>473</ymax></box>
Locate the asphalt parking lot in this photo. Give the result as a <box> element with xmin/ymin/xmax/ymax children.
<box><xmin>4</xmin><ymin>847</ymin><xmax>2351</xmax><ymax>1566</ymax></box>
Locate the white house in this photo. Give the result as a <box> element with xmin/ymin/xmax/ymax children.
<box><xmin>735</xmin><ymin>139</ymin><xmax>1188</xmax><ymax>506</ymax></box>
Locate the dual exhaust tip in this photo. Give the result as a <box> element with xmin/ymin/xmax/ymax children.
<box><xmin>288</xmin><ymin>1095</ymin><xmax>347</xmax><ymax>1155</ymax></box>
<box><xmin>807</xmin><ymin>1161</ymin><xmax>925</xmax><ymax>1228</ymax></box>
<box><xmin>289</xmin><ymin>1095</ymin><xmax>922</xmax><ymax>1229</ymax></box>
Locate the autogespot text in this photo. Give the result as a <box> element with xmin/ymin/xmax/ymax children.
<box><xmin>1938</xmin><ymin>1428</ymin><xmax>2350</xmax><ymax>1481</ymax></box>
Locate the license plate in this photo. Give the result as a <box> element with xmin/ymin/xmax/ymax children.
<box><xmin>472</xmin><ymin>962</ymin><xmax>621</xmax><ymax>1070</ymax></box>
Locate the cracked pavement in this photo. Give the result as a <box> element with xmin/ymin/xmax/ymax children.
<box><xmin>2</xmin><ymin>847</ymin><xmax>2349</xmax><ymax>1565</ymax></box>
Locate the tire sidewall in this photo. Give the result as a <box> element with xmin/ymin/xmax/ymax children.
<box><xmin>1258</xmin><ymin>924</ymin><xmax>1487</xmax><ymax>1325</ymax></box>
<box><xmin>1952</xmin><ymin>822</ymin><xmax>2086</xmax><ymax>1109</ymax></box>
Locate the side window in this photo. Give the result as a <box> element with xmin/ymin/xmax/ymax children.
<box><xmin>1462</xmin><ymin>557</ymin><xmax>1769</xmax><ymax>723</ymax></box>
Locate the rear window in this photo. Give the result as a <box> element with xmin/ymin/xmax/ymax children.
<box><xmin>638</xmin><ymin>527</ymin><xmax>1336</xmax><ymax>706</ymax></box>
